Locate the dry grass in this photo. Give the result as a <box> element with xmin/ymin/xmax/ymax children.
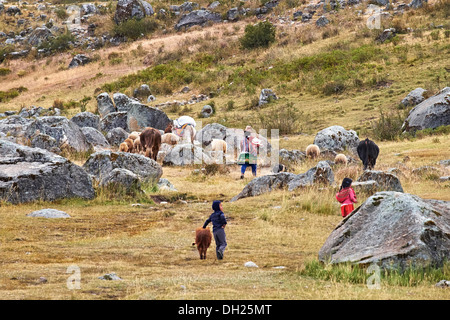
<box><xmin>0</xmin><ymin>134</ymin><xmax>449</xmax><ymax>300</ymax></box>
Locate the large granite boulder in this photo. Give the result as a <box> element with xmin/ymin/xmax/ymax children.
<box><xmin>25</xmin><ymin>116</ymin><xmax>90</xmax><ymax>153</ymax></box>
<box><xmin>81</xmin><ymin>127</ymin><xmax>110</xmax><ymax>147</ymax></box>
<box><xmin>114</xmin><ymin>0</ymin><xmax>154</xmax><ymax>24</ymax></box>
<box><xmin>96</xmin><ymin>92</ymin><xmax>117</xmax><ymax>118</ymax></box>
<box><xmin>231</xmin><ymin>161</ymin><xmax>334</xmax><ymax>201</ymax></box>
<box><xmin>402</xmin><ymin>87</ymin><xmax>450</xmax><ymax>133</ymax></box>
<box><xmin>0</xmin><ymin>140</ymin><xmax>95</xmax><ymax>204</ymax></box>
<box><xmin>314</xmin><ymin>125</ymin><xmax>360</xmax><ymax>152</ymax></box>
<box><xmin>400</xmin><ymin>88</ymin><xmax>428</xmax><ymax>107</ymax></box>
<box><xmin>162</xmin><ymin>143</ymin><xmax>212</xmax><ymax>166</ymax></box>
<box><xmin>174</xmin><ymin>9</ymin><xmax>222</xmax><ymax>30</ymax></box>
<box><xmin>99</xmin><ymin>168</ymin><xmax>142</xmax><ymax>194</ymax></box>
<box><xmin>27</xmin><ymin>27</ymin><xmax>53</xmax><ymax>47</ymax></box>
<box><xmin>126</xmin><ymin>103</ymin><xmax>171</xmax><ymax>132</ymax></box>
<box><xmin>356</xmin><ymin>170</ymin><xmax>404</xmax><ymax>192</ymax></box>
<box><xmin>70</xmin><ymin>112</ymin><xmax>100</xmax><ymax>130</ymax></box>
<box><xmin>0</xmin><ymin>116</ymin><xmax>33</xmax><ymax>141</ymax></box>
<box><xmin>83</xmin><ymin>150</ymin><xmax>163</xmax><ymax>183</ymax></box>
<box><xmin>100</xmin><ymin>111</ymin><xmax>128</xmax><ymax>132</ymax></box>
<box><xmin>318</xmin><ymin>191</ymin><xmax>450</xmax><ymax>270</ymax></box>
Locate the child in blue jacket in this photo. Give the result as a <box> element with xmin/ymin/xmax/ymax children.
<box><xmin>203</xmin><ymin>200</ymin><xmax>227</xmax><ymax>260</ymax></box>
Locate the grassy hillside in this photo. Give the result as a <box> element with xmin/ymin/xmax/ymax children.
<box><xmin>0</xmin><ymin>0</ymin><xmax>449</xmax><ymax>300</ymax></box>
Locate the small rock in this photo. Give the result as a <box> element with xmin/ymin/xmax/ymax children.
<box><xmin>98</xmin><ymin>273</ymin><xmax>122</xmax><ymax>281</ymax></box>
<box><xmin>27</xmin><ymin>209</ymin><xmax>71</xmax><ymax>219</ymax></box>
<box><xmin>244</xmin><ymin>261</ymin><xmax>259</xmax><ymax>268</ymax></box>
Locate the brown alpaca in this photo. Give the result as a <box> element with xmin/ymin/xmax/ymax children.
<box><xmin>164</xmin><ymin>123</ymin><xmax>173</xmax><ymax>134</ymax></box>
<box><xmin>133</xmin><ymin>136</ymin><xmax>141</xmax><ymax>153</ymax></box>
<box><xmin>140</xmin><ymin>127</ymin><xmax>161</xmax><ymax>161</ymax></box>
<box><xmin>211</xmin><ymin>139</ymin><xmax>227</xmax><ymax>153</ymax></box>
<box><xmin>193</xmin><ymin>227</ymin><xmax>212</xmax><ymax>260</ymax></box>
<box><xmin>119</xmin><ymin>142</ymin><xmax>128</xmax><ymax>152</ymax></box>
<box><xmin>306</xmin><ymin>144</ymin><xmax>320</xmax><ymax>159</ymax></box>
<box><xmin>124</xmin><ymin>138</ymin><xmax>134</xmax><ymax>153</ymax></box>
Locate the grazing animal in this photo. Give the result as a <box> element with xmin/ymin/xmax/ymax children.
<box><xmin>133</xmin><ymin>136</ymin><xmax>142</xmax><ymax>153</ymax></box>
<box><xmin>161</xmin><ymin>132</ymin><xmax>180</xmax><ymax>146</ymax></box>
<box><xmin>164</xmin><ymin>123</ymin><xmax>173</xmax><ymax>134</ymax></box>
<box><xmin>124</xmin><ymin>138</ymin><xmax>134</xmax><ymax>153</ymax></box>
<box><xmin>140</xmin><ymin>127</ymin><xmax>161</xmax><ymax>161</ymax></box>
<box><xmin>193</xmin><ymin>227</ymin><xmax>212</xmax><ymax>260</ymax></box>
<box><xmin>357</xmin><ymin>138</ymin><xmax>379</xmax><ymax>170</ymax></box>
<box><xmin>210</xmin><ymin>139</ymin><xmax>227</xmax><ymax>153</ymax></box>
<box><xmin>334</xmin><ymin>153</ymin><xmax>348</xmax><ymax>166</ymax></box>
<box><xmin>128</xmin><ymin>132</ymin><xmax>140</xmax><ymax>141</ymax></box>
<box><xmin>306</xmin><ymin>144</ymin><xmax>320</xmax><ymax>159</ymax></box>
<box><xmin>119</xmin><ymin>142</ymin><xmax>128</xmax><ymax>152</ymax></box>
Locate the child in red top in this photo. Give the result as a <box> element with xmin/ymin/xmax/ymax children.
<box><xmin>336</xmin><ymin>178</ymin><xmax>358</xmax><ymax>218</ymax></box>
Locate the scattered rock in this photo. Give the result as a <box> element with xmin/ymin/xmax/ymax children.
<box><xmin>258</xmin><ymin>88</ymin><xmax>278</xmax><ymax>106</ymax></box>
<box><xmin>71</xmin><ymin>112</ymin><xmax>100</xmax><ymax>130</ymax></box>
<box><xmin>81</xmin><ymin>127</ymin><xmax>109</xmax><ymax>147</ymax></box>
<box><xmin>83</xmin><ymin>150</ymin><xmax>163</xmax><ymax>183</ymax></box>
<box><xmin>163</xmin><ymin>143</ymin><xmax>212</xmax><ymax>166</ymax></box>
<box><xmin>318</xmin><ymin>191</ymin><xmax>450</xmax><ymax>270</ymax></box>
<box><xmin>100</xmin><ymin>111</ymin><xmax>128</xmax><ymax>132</ymax></box>
<box><xmin>401</xmin><ymin>88</ymin><xmax>428</xmax><ymax>107</ymax></box>
<box><xmin>114</xmin><ymin>0</ymin><xmax>154</xmax><ymax>24</ymax></box>
<box><xmin>96</xmin><ymin>93</ymin><xmax>117</xmax><ymax>118</ymax></box>
<box><xmin>157</xmin><ymin>178</ymin><xmax>178</xmax><ymax>191</ymax></box>
<box><xmin>0</xmin><ymin>140</ymin><xmax>95</xmax><ymax>204</ymax></box>
<box><xmin>313</xmin><ymin>125</ymin><xmax>359</xmax><ymax>152</ymax></box>
<box><xmin>244</xmin><ymin>261</ymin><xmax>259</xmax><ymax>268</ymax></box>
<box><xmin>27</xmin><ymin>208</ymin><xmax>71</xmax><ymax>218</ymax></box>
<box><xmin>68</xmin><ymin>54</ymin><xmax>91</xmax><ymax>69</ymax></box>
<box><xmin>127</xmin><ymin>103</ymin><xmax>171</xmax><ymax>132</ymax></box>
<box><xmin>357</xmin><ymin>170</ymin><xmax>404</xmax><ymax>192</ymax></box>
<box><xmin>376</xmin><ymin>28</ymin><xmax>396</xmax><ymax>43</ymax></box>
<box><xmin>99</xmin><ymin>168</ymin><xmax>142</xmax><ymax>194</ymax></box>
<box><xmin>316</xmin><ymin>15</ymin><xmax>329</xmax><ymax>27</ymax></box>
<box><xmin>402</xmin><ymin>87</ymin><xmax>450</xmax><ymax>133</ymax></box>
<box><xmin>200</xmin><ymin>105</ymin><xmax>214</xmax><ymax>118</ymax></box>
<box><xmin>98</xmin><ymin>273</ymin><xmax>122</xmax><ymax>280</ymax></box>
<box><xmin>435</xmin><ymin>280</ymin><xmax>450</xmax><ymax>288</ymax></box>
<box><xmin>105</xmin><ymin>127</ymin><xmax>129</xmax><ymax>146</ymax></box>
<box><xmin>174</xmin><ymin>9</ymin><xmax>222</xmax><ymax>31</ymax></box>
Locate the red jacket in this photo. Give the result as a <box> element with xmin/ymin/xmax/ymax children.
<box><xmin>336</xmin><ymin>187</ymin><xmax>357</xmax><ymax>205</ymax></box>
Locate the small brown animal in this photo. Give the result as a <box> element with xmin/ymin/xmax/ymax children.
<box><xmin>140</xmin><ymin>127</ymin><xmax>161</xmax><ymax>161</ymax></box>
<box><xmin>124</xmin><ymin>138</ymin><xmax>134</xmax><ymax>153</ymax></box>
<box><xmin>193</xmin><ymin>227</ymin><xmax>212</xmax><ymax>260</ymax></box>
<box><xmin>133</xmin><ymin>136</ymin><xmax>142</xmax><ymax>153</ymax></box>
<box><xmin>119</xmin><ymin>142</ymin><xmax>128</xmax><ymax>152</ymax></box>
<box><xmin>161</xmin><ymin>132</ymin><xmax>180</xmax><ymax>145</ymax></box>
<box><xmin>164</xmin><ymin>123</ymin><xmax>173</xmax><ymax>134</ymax></box>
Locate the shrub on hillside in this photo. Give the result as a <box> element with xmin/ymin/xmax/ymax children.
<box><xmin>258</xmin><ymin>102</ymin><xmax>304</xmax><ymax>135</ymax></box>
<box><xmin>240</xmin><ymin>21</ymin><xmax>276</xmax><ymax>49</ymax></box>
<box><xmin>113</xmin><ymin>17</ymin><xmax>158</xmax><ymax>40</ymax></box>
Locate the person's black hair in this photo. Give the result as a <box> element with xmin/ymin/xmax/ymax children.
<box><xmin>340</xmin><ymin>178</ymin><xmax>352</xmax><ymax>191</ymax></box>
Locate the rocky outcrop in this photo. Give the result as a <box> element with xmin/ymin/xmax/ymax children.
<box><xmin>83</xmin><ymin>150</ymin><xmax>163</xmax><ymax>183</ymax></box>
<box><xmin>318</xmin><ymin>191</ymin><xmax>450</xmax><ymax>270</ymax></box>
<box><xmin>96</xmin><ymin>92</ymin><xmax>117</xmax><ymax>118</ymax></box>
<box><xmin>162</xmin><ymin>143</ymin><xmax>212</xmax><ymax>166</ymax></box>
<box><xmin>70</xmin><ymin>112</ymin><xmax>100</xmax><ymax>130</ymax></box>
<box><xmin>99</xmin><ymin>168</ymin><xmax>142</xmax><ymax>194</ymax></box>
<box><xmin>402</xmin><ymin>87</ymin><xmax>450</xmax><ymax>133</ymax></box>
<box><xmin>356</xmin><ymin>170</ymin><xmax>404</xmax><ymax>192</ymax></box>
<box><xmin>401</xmin><ymin>88</ymin><xmax>428</xmax><ymax>107</ymax></box>
<box><xmin>25</xmin><ymin>116</ymin><xmax>90</xmax><ymax>153</ymax></box>
<box><xmin>313</xmin><ymin>125</ymin><xmax>359</xmax><ymax>152</ymax></box>
<box><xmin>0</xmin><ymin>140</ymin><xmax>95</xmax><ymax>204</ymax></box>
<box><xmin>114</xmin><ymin>0</ymin><xmax>154</xmax><ymax>24</ymax></box>
<box><xmin>126</xmin><ymin>103</ymin><xmax>171</xmax><ymax>132</ymax></box>
<box><xmin>231</xmin><ymin>161</ymin><xmax>334</xmax><ymax>201</ymax></box>
<box><xmin>174</xmin><ymin>9</ymin><xmax>222</xmax><ymax>30</ymax></box>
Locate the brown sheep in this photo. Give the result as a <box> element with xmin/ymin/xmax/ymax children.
<box><xmin>193</xmin><ymin>227</ymin><xmax>212</xmax><ymax>260</ymax></box>
<box><xmin>161</xmin><ymin>132</ymin><xmax>180</xmax><ymax>146</ymax></box>
<box><xmin>133</xmin><ymin>136</ymin><xmax>142</xmax><ymax>153</ymax></box>
<box><xmin>124</xmin><ymin>138</ymin><xmax>134</xmax><ymax>153</ymax></box>
<box><xmin>140</xmin><ymin>127</ymin><xmax>161</xmax><ymax>161</ymax></box>
<box><xmin>306</xmin><ymin>144</ymin><xmax>320</xmax><ymax>159</ymax></box>
<box><xmin>334</xmin><ymin>153</ymin><xmax>348</xmax><ymax>166</ymax></box>
<box><xmin>119</xmin><ymin>142</ymin><xmax>128</xmax><ymax>152</ymax></box>
<box><xmin>128</xmin><ymin>132</ymin><xmax>140</xmax><ymax>141</ymax></box>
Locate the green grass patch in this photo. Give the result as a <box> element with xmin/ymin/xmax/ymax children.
<box><xmin>0</xmin><ymin>86</ymin><xmax>28</xmax><ymax>103</ymax></box>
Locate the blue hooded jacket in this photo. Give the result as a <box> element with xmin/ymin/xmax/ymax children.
<box><xmin>203</xmin><ymin>200</ymin><xmax>227</xmax><ymax>232</ymax></box>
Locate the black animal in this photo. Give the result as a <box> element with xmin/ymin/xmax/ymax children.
<box><xmin>357</xmin><ymin>138</ymin><xmax>379</xmax><ymax>170</ymax></box>
<box><xmin>272</xmin><ymin>164</ymin><xmax>288</xmax><ymax>173</ymax></box>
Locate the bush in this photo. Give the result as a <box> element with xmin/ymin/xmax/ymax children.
<box><xmin>240</xmin><ymin>21</ymin><xmax>276</xmax><ymax>49</ymax></box>
<box><xmin>113</xmin><ymin>17</ymin><xmax>158</xmax><ymax>40</ymax></box>
<box><xmin>38</xmin><ymin>31</ymin><xmax>75</xmax><ymax>53</ymax></box>
<box><xmin>0</xmin><ymin>68</ymin><xmax>11</xmax><ymax>76</ymax></box>
<box><xmin>0</xmin><ymin>87</ymin><xmax>28</xmax><ymax>103</ymax></box>
<box><xmin>370</xmin><ymin>108</ymin><xmax>409</xmax><ymax>141</ymax></box>
<box><xmin>258</xmin><ymin>102</ymin><xmax>304</xmax><ymax>135</ymax></box>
